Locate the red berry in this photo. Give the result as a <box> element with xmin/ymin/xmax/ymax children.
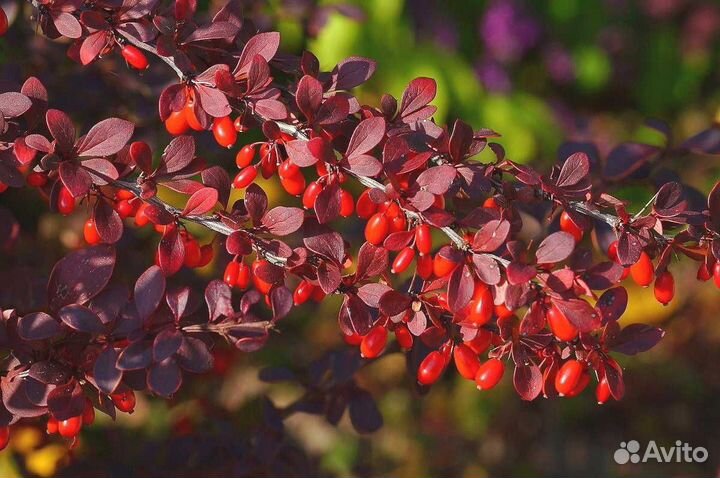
<box><xmin>116</xmin><ymin>189</ymin><xmax>135</xmax><ymax>201</ymax></box>
<box><xmin>58</xmin><ymin>416</ymin><xmax>82</xmax><ymax>438</ymax></box>
<box><xmin>475</xmin><ymin>358</ymin><xmax>504</xmax><ymax>390</ymax></box>
<box><xmin>465</xmin><ymin>286</ymin><xmax>493</xmax><ymax>327</ymax></box>
<box><xmin>278</xmin><ymin>159</ymin><xmax>300</xmax><ymax>179</ymax></box>
<box><xmin>564</xmin><ymin>371</ymin><xmax>590</xmax><ymax>397</ymax></box>
<box><xmin>343</xmin><ymin>332</ymin><xmax>363</xmax><ymax>346</ymax></box>
<box><xmin>165</xmin><ymin>110</ymin><xmax>189</xmax><ymax>135</ymax></box>
<box><xmin>121</xmin><ymin>44</ymin><xmax>149</xmax><ymax>70</ymax></box>
<box><xmin>260</xmin><ymin>146</ymin><xmax>278</xmax><ymax>179</ymax></box>
<box><xmin>115</xmin><ymin>199</ymin><xmax>135</xmax><ymax>219</ymax></box>
<box><xmin>0</xmin><ymin>427</ymin><xmax>8</xmax><ymax>451</ymax></box>
<box><xmin>483</xmin><ymin>197</ymin><xmax>498</xmax><ymax>208</ymax></box>
<box><xmin>356</xmin><ymin>189</ymin><xmax>377</xmax><ymax>219</ymax></box>
<box><xmin>311</xmin><ymin>287</ymin><xmax>326</xmax><ymax>302</ymax></box>
<box><xmin>415</xmin><ymin>224</ymin><xmax>432</xmax><ymax>255</ymax></box>
<box><xmin>417</xmin><ymin>350</ymin><xmax>447</xmax><ymax>385</ymax></box>
<box><xmin>251</xmin><ymin>260</ymin><xmax>274</xmax><ymax>294</ymax></box>
<box><xmin>630</xmin><ymin>251</ymin><xmax>654</xmax><ymax>287</ymax></box>
<box><xmin>184</xmin><ymin>107</ymin><xmax>203</xmax><ymax>133</ymax></box>
<box><xmin>417</xmin><ymin>253</ymin><xmax>433</xmax><ymax>280</ymax></box>
<box><xmin>83</xmin><ymin>218</ymin><xmax>101</xmax><ymax>245</ymax></box>
<box><xmin>433</xmin><ymin>253</ymin><xmax>458</xmax><ymax>277</ymax></box>
<box><xmin>465</xmin><ymin>329</ymin><xmax>492</xmax><ymax>354</ymax></box>
<box><xmin>280</xmin><ymin>172</ymin><xmax>306</xmax><ymax>196</ymax></box>
<box><xmin>0</xmin><ymin>7</ymin><xmax>8</xmax><ymax>36</ymax></box>
<box><xmin>654</xmin><ymin>270</ymin><xmax>674</xmax><ymax>305</ymax></box>
<box><xmin>134</xmin><ymin>203</ymin><xmax>150</xmax><ymax>227</ymax></box>
<box><xmin>394</xmin><ymin>325</ymin><xmax>413</xmax><ymax>350</ymax></box>
<box><xmin>608</xmin><ymin>240</ymin><xmax>631</xmax><ymax>280</ymax></box>
<box><xmin>111</xmin><ymin>390</ymin><xmax>136</xmax><ymax>413</ymax></box>
<box><xmin>365</xmin><ymin>213</ymin><xmax>389</xmax><ymax>245</ymax></box>
<box><xmin>236</xmin><ymin>262</ymin><xmax>251</xmax><ymax>289</ymax></box>
<box><xmin>235</xmin><ymin>145</ymin><xmax>255</xmax><ymax>168</ymax></box>
<box><xmin>212</xmin><ymin>116</ymin><xmax>237</xmax><ymax>149</ymax></box>
<box><xmin>697</xmin><ymin>263</ymin><xmax>712</xmax><ymax>282</ymax></box>
<box><xmin>234</xmin><ymin>115</ymin><xmax>249</xmax><ymax>132</ymax></box>
<box><xmin>233</xmin><ymin>166</ymin><xmax>258</xmax><ymax>189</ymax></box>
<box><xmin>596</xmin><ymin>376</ymin><xmax>612</xmax><ymax>404</ymax></box>
<box><xmin>453</xmin><ymin>344</ymin><xmax>481</xmax><ymax>380</ymax></box>
<box><xmin>559</xmin><ymin>211</ymin><xmax>583</xmax><ymax>242</ymax></box>
<box><xmin>555</xmin><ymin>359</ymin><xmax>584</xmax><ymax>396</ymax></box>
<box><xmin>546</xmin><ymin>303</ymin><xmax>578</xmax><ymax>342</ymax></box>
<box><xmin>494</xmin><ymin>303</ymin><xmax>513</xmax><ymax>319</ymax></box>
<box><xmin>224</xmin><ymin>261</ymin><xmax>239</xmax><ymax>287</ymax></box>
<box><xmin>339</xmin><ymin>189</ymin><xmax>354</xmax><ymax>217</ymax></box>
<box><xmin>303</xmin><ymin>181</ymin><xmax>323</xmax><ymax>209</ymax></box>
<box><xmin>713</xmin><ymin>262</ymin><xmax>720</xmax><ymax>289</ymax></box>
<box><xmin>389</xmin><ymin>214</ymin><xmax>407</xmax><ymax>233</ymax></box>
<box><xmin>197</xmin><ymin>244</ymin><xmax>213</xmax><ymax>267</ymax></box>
<box><xmin>57</xmin><ymin>186</ymin><xmax>76</xmax><ymax>215</ymax></box>
<box><xmin>384</xmin><ymin>202</ymin><xmax>400</xmax><ymax>218</ymax></box>
<box><xmin>293</xmin><ymin>280</ymin><xmax>315</xmax><ymax>306</ymax></box>
<box><xmin>391</xmin><ymin>247</ymin><xmax>415</xmax><ymax>274</ymax></box>
<box><xmin>47</xmin><ymin>417</ymin><xmax>58</xmax><ymax>435</ymax></box>
<box><xmin>27</xmin><ymin>172</ymin><xmax>47</xmax><ymax>187</ymax></box>
<box><xmin>360</xmin><ymin>325</ymin><xmax>388</xmax><ymax>359</ymax></box>
<box><xmin>183</xmin><ymin>237</ymin><xmax>202</xmax><ymax>268</ymax></box>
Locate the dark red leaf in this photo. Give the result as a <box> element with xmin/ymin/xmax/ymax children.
<box><xmin>76</xmin><ymin>118</ymin><xmax>134</xmax><ymax>157</ymax></box>
<box><xmin>58</xmin><ymin>161</ymin><xmax>92</xmax><ymax>197</ymax></box>
<box><xmin>153</xmin><ymin>329</ymin><xmax>183</xmax><ymax>362</ymax></box>
<box><xmin>473</xmin><ymin>219</ymin><xmax>511</xmax><ymax>253</ymax></box>
<box><xmin>447</xmin><ymin>264</ymin><xmax>474</xmax><ymax>312</ymax></box>
<box><xmin>181</xmin><ymin>187</ymin><xmax>218</xmax><ymax>216</ymax></box>
<box><xmin>609</xmin><ymin>324</ymin><xmax>665</xmax><ymax>355</ymax></box>
<box><xmin>116</xmin><ymin>340</ymin><xmax>152</xmax><ymax>370</ymax></box>
<box><xmin>17</xmin><ymin>312</ymin><xmax>62</xmax><ymax>341</ymax></box>
<box><xmin>399</xmin><ymin>77</ymin><xmax>437</xmax><ymax>122</ymax></box>
<box><xmin>346</xmin><ymin>117</ymin><xmax>385</xmax><ymax>158</ymax></box>
<box><xmin>46</xmin><ymin>109</ymin><xmax>75</xmax><ymax>152</ymax></box>
<box><xmin>134</xmin><ymin>265</ymin><xmax>166</xmax><ymax>320</ymax></box>
<box><xmin>48</xmin><ymin>244</ymin><xmax>116</xmax><ymax>310</ymax></box>
<box><xmin>205</xmin><ymin>280</ymin><xmax>233</xmax><ymax>322</ymax></box>
<box><xmin>551</xmin><ymin>298</ymin><xmax>600</xmax><ymax>333</ymax></box>
<box><xmin>262</xmin><ymin>207</ymin><xmax>304</xmax><ymax>235</ymax></box>
<box><xmin>535</xmin><ymin>231</ymin><xmax>575</xmax><ymax>264</ymax></box>
<box><xmin>94</xmin><ymin>199</ymin><xmax>123</xmax><ymax>244</ymax></box>
<box><xmin>158</xmin><ymin>227</ymin><xmax>185</xmax><ymax>276</ymax></box>
<box><xmin>58</xmin><ymin>304</ymin><xmax>105</xmax><ymax>333</ymax></box>
<box><xmin>513</xmin><ymin>364</ymin><xmax>542</xmax><ymax>401</ymax></box>
<box><xmin>333</xmin><ymin>56</ymin><xmax>376</xmax><ymax>90</ymax></box>
<box><xmin>176</xmin><ymin>337</ymin><xmax>213</xmax><ymax>373</ymax></box>
<box><xmin>94</xmin><ymin>346</ymin><xmax>122</xmax><ymax>394</ymax></box>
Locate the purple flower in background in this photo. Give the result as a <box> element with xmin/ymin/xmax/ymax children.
<box><xmin>543</xmin><ymin>44</ymin><xmax>575</xmax><ymax>84</ymax></box>
<box><xmin>407</xmin><ymin>0</ymin><xmax>459</xmax><ymax>50</ymax></box>
<box><xmin>476</xmin><ymin>58</ymin><xmax>511</xmax><ymax>93</ymax></box>
<box><xmin>479</xmin><ymin>0</ymin><xmax>541</xmax><ymax>63</ymax></box>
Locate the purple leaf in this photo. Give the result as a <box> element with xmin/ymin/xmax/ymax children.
<box><xmin>161</xmin><ymin>135</ymin><xmax>195</xmax><ymax>174</ymax></box>
<box><xmin>346</xmin><ymin>117</ymin><xmax>385</xmax><ymax>158</ymax></box>
<box><xmin>58</xmin><ymin>304</ymin><xmax>105</xmax><ymax>333</ymax></box>
<box><xmin>535</xmin><ymin>231</ymin><xmax>575</xmax><ymax>264</ymax></box>
<box><xmin>296</xmin><ymin>75</ymin><xmax>323</xmax><ymax>121</ymax></box>
<box><xmin>333</xmin><ymin>56</ymin><xmax>377</xmax><ymax>90</ymax></box>
<box><xmin>17</xmin><ymin>312</ymin><xmax>62</xmax><ymax>341</ymax></box>
<box><xmin>147</xmin><ymin>359</ymin><xmax>182</xmax><ymax>398</ymax></box>
<box><xmin>116</xmin><ymin>340</ymin><xmax>152</xmax><ymax>370</ymax></box>
<box><xmin>76</xmin><ymin>118</ymin><xmax>134</xmax><ymax>157</ymax></box>
<box><xmin>596</xmin><ymin>287</ymin><xmax>628</xmax><ymax>324</ymax></box>
<box><xmin>610</xmin><ymin>324</ymin><xmax>665</xmax><ymax>355</ymax></box>
<box><xmin>166</xmin><ymin>286</ymin><xmax>191</xmax><ymax>321</ymax></box>
<box><xmin>94</xmin><ymin>199</ymin><xmax>123</xmax><ymax>244</ymax></box>
<box><xmin>262</xmin><ymin>207</ymin><xmax>304</xmax><ymax>235</ymax></box>
<box><xmin>0</xmin><ymin>93</ymin><xmax>31</xmax><ymax>118</ymax></box>
<box><xmin>551</xmin><ymin>298</ymin><xmax>600</xmax><ymax>333</ymax></box>
<box><xmin>94</xmin><ymin>346</ymin><xmax>122</xmax><ymax>394</ymax></box>
<box><xmin>158</xmin><ymin>227</ymin><xmax>185</xmax><ymax>276</ymax></box>
<box><xmin>46</xmin><ymin>109</ymin><xmax>75</xmax><ymax>152</ymax></box>
<box><xmin>48</xmin><ymin>244</ymin><xmax>116</xmax><ymax>310</ymax></box>
<box><xmin>153</xmin><ymin>329</ymin><xmax>183</xmax><ymax>362</ymax></box>
<box><xmin>235</xmin><ymin>32</ymin><xmax>281</xmax><ymax>77</ymax></box>
<box><xmin>513</xmin><ymin>364</ymin><xmax>542</xmax><ymax>401</ymax></box>
<box><xmin>603</xmin><ymin>143</ymin><xmax>660</xmax><ymax>180</ymax></box>
<box><xmin>348</xmin><ymin>390</ymin><xmax>383</xmax><ymax>433</ymax></box>
<box><xmin>134</xmin><ymin>265</ymin><xmax>166</xmax><ymax>320</ymax></box>
<box><xmin>399</xmin><ymin>77</ymin><xmax>437</xmax><ymax>122</ymax></box>
<box><xmin>314</xmin><ymin>181</ymin><xmax>341</xmax><ymax>224</ymax></box>
<box><xmin>176</xmin><ymin>337</ymin><xmax>213</xmax><ymax>373</ymax></box>
<box><xmin>447</xmin><ymin>264</ymin><xmax>474</xmax><ymax>313</ymax></box>
<box><xmin>205</xmin><ymin>280</ymin><xmax>233</xmax><ymax>321</ymax></box>
<box><xmin>556</xmin><ymin>152</ymin><xmax>589</xmax><ymax>187</ymax></box>
<box><xmin>58</xmin><ymin>161</ymin><xmax>92</xmax><ymax>197</ymax></box>
<box><xmin>181</xmin><ymin>187</ymin><xmax>218</xmax><ymax>216</ymax></box>
<box><xmin>201</xmin><ymin>166</ymin><xmax>231</xmax><ymax>207</ymax></box>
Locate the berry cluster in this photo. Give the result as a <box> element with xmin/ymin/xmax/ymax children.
<box><xmin>0</xmin><ymin>0</ymin><xmax>718</xmax><ymax>449</ymax></box>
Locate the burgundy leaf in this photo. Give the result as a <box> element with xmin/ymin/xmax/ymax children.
<box><xmin>52</xmin><ymin>11</ymin><xmax>82</xmax><ymax>38</ymax></box>
<box><xmin>161</xmin><ymin>136</ymin><xmax>195</xmax><ymax>174</ymax></box>
<box><xmin>235</xmin><ymin>32</ymin><xmax>281</xmax><ymax>77</ymax></box>
<box><xmin>506</xmin><ymin>262</ymin><xmax>537</xmax><ymax>285</ymax></box>
<box><xmin>93</xmin><ymin>346</ymin><xmax>122</xmax><ymax>394</ymax></box>
<box><xmin>535</xmin><ymin>231</ymin><xmax>575</xmax><ymax>264</ymax></box>
<box><xmin>262</xmin><ymin>207</ymin><xmax>304</xmax><ymax>235</ymax></box>
<box><xmin>269</xmin><ymin>286</ymin><xmax>293</xmax><ymax>320</ymax></box>
<box><xmin>58</xmin><ymin>304</ymin><xmax>105</xmax><ymax>333</ymax></box>
<box><xmin>59</xmin><ymin>161</ymin><xmax>92</xmax><ymax>197</ymax></box>
<box><xmin>399</xmin><ymin>77</ymin><xmax>437</xmax><ymax>122</ymax></box>
<box><xmin>181</xmin><ymin>187</ymin><xmax>218</xmax><ymax>216</ymax></box>
<box><xmin>82</xmin><ymin>158</ymin><xmax>119</xmax><ymax>185</ymax></box>
<box><xmin>556</xmin><ymin>152</ymin><xmax>589</xmax><ymax>187</ymax></box>
<box><xmin>166</xmin><ymin>287</ymin><xmax>191</xmax><ymax>321</ymax></box>
<box><xmin>46</xmin><ymin>109</ymin><xmax>75</xmax><ymax>152</ymax></box>
<box><xmin>158</xmin><ymin>228</ymin><xmax>185</xmax><ymax>276</ymax></box>
<box><xmin>205</xmin><ymin>280</ymin><xmax>233</xmax><ymax>321</ymax></box>
<box><xmin>17</xmin><ymin>312</ymin><xmax>62</xmax><ymax>341</ymax></box>
<box><xmin>610</xmin><ymin>324</ymin><xmax>665</xmax><ymax>355</ymax></box>
<box><xmin>596</xmin><ymin>287</ymin><xmax>628</xmax><ymax>324</ymax></box>
<box><xmin>153</xmin><ymin>329</ymin><xmax>183</xmax><ymax>362</ymax></box>
<box><xmin>416</xmin><ymin>165</ymin><xmax>457</xmax><ymax>195</ymax></box>
<box><xmin>201</xmin><ymin>166</ymin><xmax>231</xmax><ymax>207</ymax></box>
<box><xmin>48</xmin><ymin>244</ymin><xmax>116</xmax><ymax>310</ymax></box>
<box><xmin>473</xmin><ymin>219</ymin><xmax>510</xmax><ymax>253</ymax></box>
<box><xmin>333</xmin><ymin>56</ymin><xmax>376</xmax><ymax>90</ymax></box>
<box><xmin>346</xmin><ymin>117</ymin><xmax>385</xmax><ymax>158</ymax></box>
<box><xmin>116</xmin><ymin>340</ymin><xmax>152</xmax><ymax>370</ymax></box>
<box><xmin>472</xmin><ymin>253</ymin><xmax>501</xmax><ymax>285</ymax></box>
<box><xmin>338</xmin><ymin>294</ymin><xmax>373</xmax><ymax>336</ymax></box>
<box><xmin>0</xmin><ymin>92</ymin><xmax>31</xmax><ymax>118</ymax></box>
<box><xmin>134</xmin><ymin>265</ymin><xmax>166</xmax><ymax>320</ymax></box>
<box><xmin>314</xmin><ymin>181</ymin><xmax>341</xmax><ymax>224</ymax></box>
<box><xmin>513</xmin><ymin>364</ymin><xmax>542</xmax><ymax>401</ymax></box>
<box><xmin>176</xmin><ymin>337</ymin><xmax>213</xmax><ymax>373</ymax></box>
<box><xmin>317</xmin><ymin>261</ymin><xmax>342</xmax><ymax>294</ymax></box>
<box><xmin>296</xmin><ymin>75</ymin><xmax>323</xmax><ymax>120</ymax></box>
<box><xmin>94</xmin><ymin>199</ymin><xmax>123</xmax><ymax>244</ymax></box>
<box><xmin>76</xmin><ymin>118</ymin><xmax>134</xmax><ymax>157</ymax></box>
<box><xmin>447</xmin><ymin>264</ymin><xmax>474</xmax><ymax>313</ymax></box>
<box><xmin>551</xmin><ymin>298</ymin><xmax>600</xmax><ymax>333</ymax></box>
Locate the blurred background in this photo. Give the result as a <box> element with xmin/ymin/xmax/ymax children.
<box><xmin>2</xmin><ymin>0</ymin><xmax>720</xmax><ymax>476</ymax></box>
